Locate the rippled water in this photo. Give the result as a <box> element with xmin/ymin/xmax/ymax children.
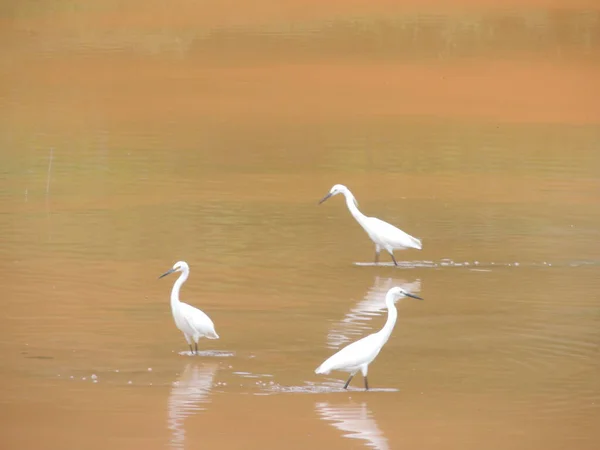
<box><xmin>1</xmin><ymin>1</ymin><xmax>600</xmax><ymax>449</ymax></box>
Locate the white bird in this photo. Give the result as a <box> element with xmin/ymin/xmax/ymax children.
<box><xmin>159</xmin><ymin>261</ymin><xmax>219</xmax><ymax>354</ymax></box>
<box><xmin>319</xmin><ymin>184</ymin><xmax>422</xmax><ymax>266</ymax></box>
<box><xmin>326</xmin><ymin>276</ymin><xmax>421</xmax><ymax>349</ymax></box>
<box><xmin>315</xmin><ymin>287</ymin><xmax>423</xmax><ymax>390</ymax></box>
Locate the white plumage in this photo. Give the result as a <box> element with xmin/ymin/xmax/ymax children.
<box><xmin>319</xmin><ymin>184</ymin><xmax>422</xmax><ymax>265</ymax></box>
<box><xmin>315</xmin><ymin>287</ymin><xmax>423</xmax><ymax>390</ymax></box>
<box><xmin>159</xmin><ymin>261</ymin><xmax>219</xmax><ymax>354</ymax></box>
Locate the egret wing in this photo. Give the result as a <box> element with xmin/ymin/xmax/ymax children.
<box><xmin>367</xmin><ymin>217</ymin><xmax>422</xmax><ymax>249</ymax></box>
<box><xmin>180</xmin><ymin>302</ymin><xmax>218</xmax><ymax>338</ymax></box>
<box><xmin>318</xmin><ymin>334</ymin><xmax>381</xmax><ymax>373</ymax></box>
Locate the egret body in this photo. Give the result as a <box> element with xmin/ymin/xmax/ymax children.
<box><xmin>159</xmin><ymin>261</ymin><xmax>219</xmax><ymax>354</ymax></box>
<box><xmin>319</xmin><ymin>184</ymin><xmax>421</xmax><ymax>265</ymax></box>
<box><xmin>315</xmin><ymin>287</ymin><xmax>423</xmax><ymax>390</ymax></box>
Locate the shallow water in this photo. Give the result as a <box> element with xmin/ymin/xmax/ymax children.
<box><xmin>1</xmin><ymin>1</ymin><xmax>600</xmax><ymax>449</ymax></box>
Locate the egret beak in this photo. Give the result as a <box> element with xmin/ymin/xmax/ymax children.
<box><xmin>319</xmin><ymin>192</ymin><xmax>333</xmax><ymax>204</ymax></box>
<box><xmin>158</xmin><ymin>268</ymin><xmax>176</xmax><ymax>279</ymax></box>
<box><xmin>405</xmin><ymin>292</ymin><xmax>424</xmax><ymax>300</ymax></box>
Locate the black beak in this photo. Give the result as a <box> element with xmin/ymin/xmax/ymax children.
<box><xmin>318</xmin><ymin>192</ymin><xmax>333</xmax><ymax>204</ymax></box>
<box><xmin>158</xmin><ymin>268</ymin><xmax>175</xmax><ymax>279</ymax></box>
<box><xmin>405</xmin><ymin>292</ymin><xmax>424</xmax><ymax>300</ymax></box>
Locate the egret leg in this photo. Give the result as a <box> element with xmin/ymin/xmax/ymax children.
<box><xmin>364</xmin><ymin>376</ymin><xmax>369</xmax><ymax>391</ymax></box>
<box><xmin>374</xmin><ymin>245</ymin><xmax>381</xmax><ymax>264</ymax></box>
<box><xmin>343</xmin><ymin>375</ymin><xmax>354</xmax><ymax>390</ymax></box>
<box><xmin>390</xmin><ymin>252</ymin><xmax>398</xmax><ymax>266</ymax></box>
<box><xmin>194</xmin><ymin>342</ymin><xmax>198</xmax><ymax>354</ymax></box>
<box><xmin>184</xmin><ymin>334</ymin><xmax>193</xmax><ymax>355</ymax></box>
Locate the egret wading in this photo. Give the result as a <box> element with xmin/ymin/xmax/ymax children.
<box><xmin>319</xmin><ymin>184</ymin><xmax>422</xmax><ymax>266</ymax></box>
<box><xmin>315</xmin><ymin>287</ymin><xmax>423</xmax><ymax>390</ymax></box>
<box><xmin>159</xmin><ymin>261</ymin><xmax>219</xmax><ymax>354</ymax></box>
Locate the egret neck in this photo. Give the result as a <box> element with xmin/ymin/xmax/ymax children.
<box><xmin>375</xmin><ymin>293</ymin><xmax>399</xmax><ymax>346</ymax></box>
<box><xmin>170</xmin><ymin>268</ymin><xmax>189</xmax><ymax>311</ymax></box>
<box><xmin>342</xmin><ymin>189</ymin><xmax>369</xmax><ymax>229</ymax></box>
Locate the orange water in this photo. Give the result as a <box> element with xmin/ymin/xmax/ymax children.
<box><xmin>1</xmin><ymin>1</ymin><xmax>599</xmax><ymax>449</ymax></box>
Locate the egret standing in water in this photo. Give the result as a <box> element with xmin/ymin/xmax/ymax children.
<box><xmin>159</xmin><ymin>261</ymin><xmax>219</xmax><ymax>354</ymax></box>
<box><xmin>315</xmin><ymin>287</ymin><xmax>423</xmax><ymax>390</ymax></box>
<box><xmin>319</xmin><ymin>184</ymin><xmax>422</xmax><ymax>266</ymax></box>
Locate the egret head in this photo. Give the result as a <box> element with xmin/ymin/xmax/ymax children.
<box><xmin>319</xmin><ymin>184</ymin><xmax>348</xmax><ymax>204</ymax></box>
<box><xmin>159</xmin><ymin>261</ymin><xmax>189</xmax><ymax>279</ymax></box>
<box><xmin>388</xmin><ymin>286</ymin><xmax>423</xmax><ymax>301</ymax></box>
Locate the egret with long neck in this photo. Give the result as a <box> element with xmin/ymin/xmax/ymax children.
<box><xmin>315</xmin><ymin>286</ymin><xmax>423</xmax><ymax>390</ymax></box>
<box><xmin>319</xmin><ymin>184</ymin><xmax>422</xmax><ymax>265</ymax></box>
<box><xmin>159</xmin><ymin>261</ymin><xmax>219</xmax><ymax>355</ymax></box>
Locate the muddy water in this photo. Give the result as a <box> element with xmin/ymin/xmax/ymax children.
<box><xmin>1</xmin><ymin>1</ymin><xmax>600</xmax><ymax>449</ymax></box>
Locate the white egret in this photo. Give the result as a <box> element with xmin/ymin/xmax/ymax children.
<box><xmin>159</xmin><ymin>261</ymin><xmax>219</xmax><ymax>354</ymax></box>
<box><xmin>319</xmin><ymin>184</ymin><xmax>422</xmax><ymax>266</ymax></box>
<box><xmin>326</xmin><ymin>276</ymin><xmax>421</xmax><ymax>349</ymax></box>
<box><xmin>315</xmin><ymin>287</ymin><xmax>423</xmax><ymax>390</ymax></box>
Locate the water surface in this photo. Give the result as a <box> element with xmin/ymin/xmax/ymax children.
<box><xmin>1</xmin><ymin>1</ymin><xmax>599</xmax><ymax>449</ymax></box>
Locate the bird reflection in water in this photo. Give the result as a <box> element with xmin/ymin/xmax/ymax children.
<box><xmin>316</xmin><ymin>402</ymin><xmax>389</xmax><ymax>450</ymax></box>
<box><xmin>167</xmin><ymin>363</ymin><xmax>218</xmax><ymax>449</ymax></box>
<box><xmin>327</xmin><ymin>276</ymin><xmax>421</xmax><ymax>349</ymax></box>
